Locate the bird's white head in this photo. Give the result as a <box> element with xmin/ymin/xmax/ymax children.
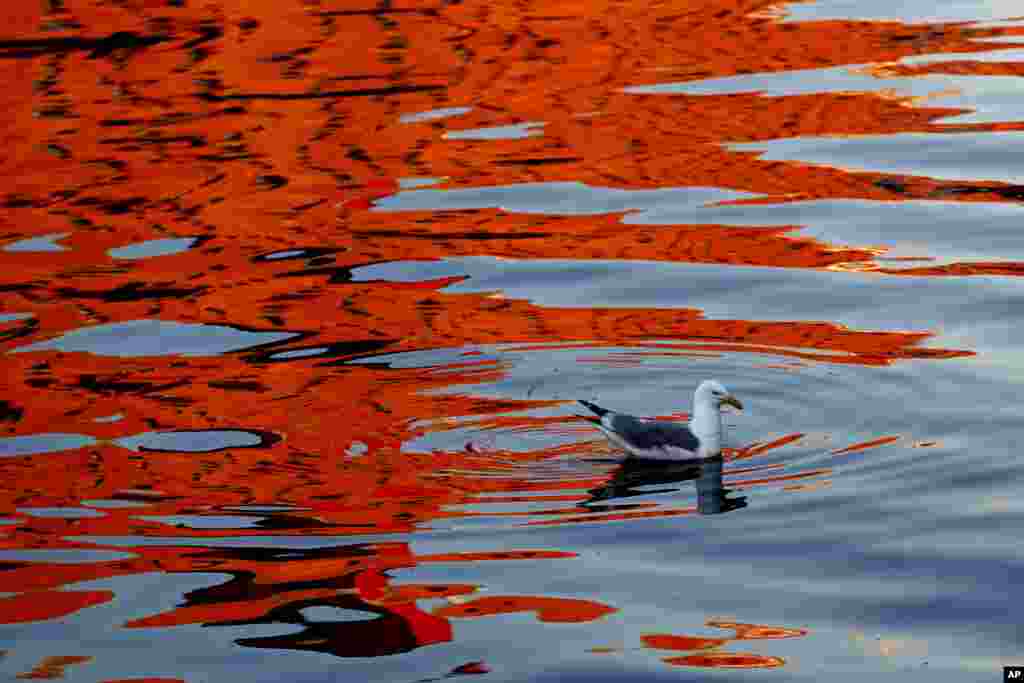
<box><xmin>694</xmin><ymin>379</ymin><xmax>744</xmax><ymax>411</ymax></box>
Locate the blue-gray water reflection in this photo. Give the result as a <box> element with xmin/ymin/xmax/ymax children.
<box><xmin>586</xmin><ymin>457</ymin><xmax>748</xmax><ymax>515</ymax></box>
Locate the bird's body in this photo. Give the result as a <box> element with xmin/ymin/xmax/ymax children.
<box><xmin>579</xmin><ymin>380</ymin><xmax>742</xmax><ymax>462</ymax></box>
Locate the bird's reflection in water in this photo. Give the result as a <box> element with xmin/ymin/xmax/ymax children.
<box><xmin>585</xmin><ymin>457</ymin><xmax>747</xmax><ymax>515</ymax></box>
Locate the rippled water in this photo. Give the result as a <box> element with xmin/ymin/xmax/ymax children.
<box><xmin>1</xmin><ymin>0</ymin><xmax>1023</xmax><ymax>680</ymax></box>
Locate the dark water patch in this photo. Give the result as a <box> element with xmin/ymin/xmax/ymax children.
<box><xmin>275</xmin><ymin>264</ymin><xmax>358</xmax><ymax>283</ymax></box>
<box><xmin>0</xmin><ymin>284</ymin><xmax>38</xmax><ymax>294</ymax></box>
<box><xmin>56</xmin><ymin>283</ymin><xmax>209</xmax><ymax>302</ymax></box>
<box><xmin>70</xmin><ymin>195</ymin><xmax>147</xmax><ymax>215</ymax></box>
<box><xmin>0</xmin><ymin>31</ymin><xmax>168</xmax><ymax>60</ymax></box>
<box><xmin>1</xmin><ymin>195</ymin><xmax>37</xmax><ymax>208</ymax></box>
<box><xmin>97</xmin><ymin>118</ymin><xmax>142</xmax><ymax>128</ymax></box>
<box><xmin>100</xmin><ymin>133</ymin><xmax>207</xmax><ymax>149</ymax></box>
<box><xmin>927</xmin><ymin>183</ymin><xmax>1024</xmax><ymax>201</ymax></box>
<box><xmin>33</xmin><ymin>103</ymin><xmax>75</xmax><ymax>119</ymax></box>
<box><xmin>207</xmin><ymin>379</ymin><xmax>267</xmax><ymax>392</ymax></box>
<box><xmin>0</xmin><ymin>400</ymin><xmax>23</xmax><ymax>423</ymax></box>
<box><xmin>493</xmin><ymin>157</ymin><xmax>584</xmax><ymax>166</ymax></box>
<box><xmin>114</xmin><ymin>429</ymin><xmax>280</xmax><ymax>453</ymax></box>
<box><xmin>232</xmin><ymin>608</ymin><xmax>435</xmax><ymax>658</ymax></box>
<box><xmin>136</xmin><ymin>514</ymin><xmax>270</xmax><ymax>530</ymax></box>
<box><xmin>250</xmin><ymin>338</ymin><xmax>398</xmax><ymax>363</ymax></box>
<box><xmin>221</xmin><ymin>505</ymin><xmax>309</xmax><ymax>513</ymax></box>
<box><xmin>78</xmin><ymin>374</ymin><xmax>191</xmax><ymax>396</ymax></box>
<box><xmin>182</xmin><ymin>22</ymin><xmax>223</xmax><ymax>50</ymax></box>
<box><xmin>199</xmin><ymin>84</ymin><xmax>445</xmax><ymax>102</ymax></box>
<box><xmin>254</xmin><ymin>174</ymin><xmax>288</xmax><ymax>191</ymax></box>
<box><xmin>10</xmin><ymin>320</ymin><xmax>300</xmax><ymax>357</ymax></box>
<box><xmin>297</xmin><ymin>606</ymin><xmax>377</xmax><ymax>622</ymax></box>
<box><xmin>138</xmin><ymin>513</ymin><xmax>328</xmax><ymax>531</ymax></box>
<box><xmin>45</xmin><ymin>143</ymin><xmax>71</xmax><ymax>160</ymax></box>
<box><xmin>586</xmin><ymin>458</ymin><xmax>748</xmax><ymax>515</ymax></box>
<box><xmin>108</xmin><ymin>489</ymin><xmax>180</xmax><ymax>503</ymax></box>
<box><xmin>250</xmin><ymin>515</ymin><xmax>330</xmax><ymax>531</ymax></box>
<box><xmin>0</xmin><ymin>316</ymin><xmax>39</xmax><ymax>344</ymax></box>
<box><xmin>0</xmin><ymin>313</ymin><xmax>33</xmax><ymax>323</ymax></box>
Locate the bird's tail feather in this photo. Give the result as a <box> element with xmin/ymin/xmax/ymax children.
<box><xmin>578</xmin><ymin>400</ymin><xmax>609</xmax><ymax>417</ymax></box>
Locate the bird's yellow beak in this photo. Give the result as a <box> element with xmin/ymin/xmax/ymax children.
<box><xmin>723</xmin><ymin>395</ymin><xmax>744</xmax><ymax>411</ymax></box>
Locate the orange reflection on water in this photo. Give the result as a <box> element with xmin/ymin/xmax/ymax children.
<box><xmin>733</xmin><ymin>433</ymin><xmax>807</xmax><ymax>460</ymax></box>
<box><xmin>662</xmin><ymin>652</ymin><xmax>785</xmax><ymax>668</ymax></box>
<box><xmin>434</xmin><ymin>596</ymin><xmax>617</xmax><ymax>623</ymax></box>
<box><xmin>832</xmin><ymin>435</ymin><xmax>903</xmax><ymax>456</ymax></box>
<box><xmin>642</xmin><ymin>620</ymin><xmax>809</xmax><ymax>670</ymax></box>
<box><xmin>727</xmin><ymin>468</ymin><xmax>833</xmax><ymax>490</ymax></box>
<box><xmin>16</xmin><ymin>656</ymin><xmax>92</xmax><ymax>680</ymax></box>
<box><xmin>641</xmin><ymin>634</ymin><xmax>729</xmax><ymax>651</ymax></box>
<box><xmin>705</xmin><ymin>620</ymin><xmax>810</xmax><ymax>640</ymax></box>
<box><xmin>0</xmin><ymin>590</ymin><xmax>113</xmax><ymax>625</ymax></box>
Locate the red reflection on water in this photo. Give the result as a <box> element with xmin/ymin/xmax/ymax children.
<box><xmin>832</xmin><ymin>435</ymin><xmax>902</xmax><ymax>456</ymax></box>
<box><xmin>641</xmin><ymin>620</ymin><xmax>809</xmax><ymax>670</ymax></box>
<box><xmin>0</xmin><ymin>590</ymin><xmax>113</xmax><ymax>624</ymax></box>
<box><xmin>448</xmin><ymin>661</ymin><xmax>490</xmax><ymax>675</ymax></box>
<box><xmin>435</xmin><ymin>595</ymin><xmax>617</xmax><ymax>623</ymax></box>
<box><xmin>16</xmin><ymin>656</ymin><xmax>92</xmax><ymax>680</ymax></box>
<box><xmin>727</xmin><ymin>468</ymin><xmax>833</xmax><ymax>490</ymax></box>
<box><xmin>705</xmin><ymin>620</ymin><xmax>810</xmax><ymax>640</ymax></box>
<box><xmin>641</xmin><ymin>634</ymin><xmax>729</xmax><ymax>651</ymax></box>
<box><xmin>662</xmin><ymin>652</ymin><xmax>785</xmax><ymax>668</ymax></box>
<box><xmin>733</xmin><ymin>433</ymin><xmax>806</xmax><ymax>460</ymax></box>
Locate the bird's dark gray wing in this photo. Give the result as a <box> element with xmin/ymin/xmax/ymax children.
<box><xmin>608</xmin><ymin>414</ymin><xmax>700</xmax><ymax>452</ymax></box>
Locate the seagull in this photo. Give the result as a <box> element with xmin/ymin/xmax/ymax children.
<box><xmin>579</xmin><ymin>380</ymin><xmax>743</xmax><ymax>461</ymax></box>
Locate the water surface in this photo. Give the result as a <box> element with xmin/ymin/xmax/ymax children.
<box><xmin>0</xmin><ymin>0</ymin><xmax>1022</xmax><ymax>681</ymax></box>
